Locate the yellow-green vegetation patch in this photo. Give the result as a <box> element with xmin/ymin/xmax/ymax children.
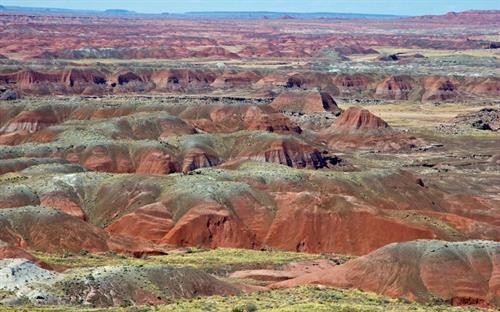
<box><xmin>0</xmin><ymin>291</ymin><xmax>15</xmax><ymax>301</ymax></box>
<box><xmin>0</xmin><ymin>172</ymin><xmax>28</xmax><ymax>183</ymax></box>
<box><xmin>157</xmin><ymin>286</ymin><xmax>488</xmax><ymax>312</ymax></box>
<box><xmin>231</xmin><ymin>160</ymin><xmax>307</xmax><ymax>183</ymax></box>
<box><xmin>1</xmin><ymin>286</ymin><xmax>488</xmax><ymax>312</ymax></box>
<box><xmin>32</xmin><ymin>248</ymin><xmax>323</xmax><ymax>270</ymax></box>
<box><xmin>373</xmin><ymin>46</ymin><xmax>499</xmax><ymax>59</ymax></box>
<box><xmin>0</xmin><ymin>306</ymin><xmax>104</xmax><ymax>312</ymax></box>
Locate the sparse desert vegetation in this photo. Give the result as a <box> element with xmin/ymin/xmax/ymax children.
<box><xmin>0</xmin><ymin>4</ymin><xmax>498</xmax><ymax>311</ymax></box>
<box><xmin>0</xmin><ymin>287</ymin><xmax>491</xmax><ymax>311</ymax></box>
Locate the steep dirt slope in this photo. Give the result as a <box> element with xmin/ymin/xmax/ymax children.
<box><xmin>274</xmin><ymin>240</ymin><xmax>500</xmax><ymax>307</ymax></box>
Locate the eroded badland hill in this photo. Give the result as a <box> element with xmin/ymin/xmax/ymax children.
<box><xmin>0</xmin><ymin>8</ymin><xmax>499</xmax><ymax>311</ymax></box>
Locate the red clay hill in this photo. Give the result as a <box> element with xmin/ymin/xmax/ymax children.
<box><xmin>0</xmin><ymin>9</ymin><xmax>498</xmax><ymax>310</ymax></box>
<box><xmin>0</xmin><ymin>68</ymin><xmax>498</xmax><ymax>102</ymax></box>
<box><xmin>274</xmin><ymin>240</ymin><xmax>500</xmax><ymax>307</ymax></box>
<box><xmin>334</xmin><ymin>106</ymin><xmax>390</xmax><ymax>131</ymax></box>
<box><xmin>270</xmin><ymin>91</ymin><xmax>342</xmax><ymax>115</ymax></box>
<box><xmin>321</xmin><ymin>106</ymin><xmax>424</xmax><ymax>151</ymax></box>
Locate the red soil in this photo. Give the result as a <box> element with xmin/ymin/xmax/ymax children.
<box><xmin>159</xmin><ymin>204</ymin><xmax>258</xmax><ymax>248</ymax></box>
<box><xmin>79</xmin><ymin>168</ymin><xmax>497</xmax><ymax>255</ymax></box>
<box><xmin>322</xmin><ymin>106</ymin><xmax>424</xmax><ymax>151</ymax></box>
<box><xmin>422</xmin><ymin>76</ymin><xmax>462</xmax><ymax>102</ymax></box>
<box><xmin>40</xmin><ymin>192</ymin><xmax>86</xmax><ymax>220</ymax></box>
<box><xmin>237</xmin><ymin>138</ymin><xmax>327</xmax><ymax>169</ymax></box>
<box><xmin>1</xmin><ymin>67</ymin><xmax>498</xmax><ymax>101</ymax></box>
<box><xmin>0</xmin><ymin>206</ymin><xmax>166</xmax><ymax>255</ymax></box>
<box><xmin>230</xmin><ymin>259</ymin><xmax>337</xmax><ymax>284</ymax></box>
<box><xmin>405</xmin><ymin>10</ymin><xmax>500</xmax><ymax>25</ymax></box>
<box><xmin>0</xmin><ymin>185</ymin><xmax>39</xmax><ymax>209</ymax></box>
<box><xmin>181</xmin><ymin>147</ymin><xmax>222</xmax><ymax>173</ymax></box>
<box><xmin>243</xmin><ymin>106</ymin><xmax>302</xmax><ymax>133</ymax></box>
<box><xmin>375</xmin><ymin>75</ymin><xmax>415</xmax><ymax>100</ymax></box>
<box><xmin>264</xmin><ymin>192</ymin><xmax>437</xmax><ymax>254</ymax></box>
<box><xmin>0</xmin><ymin>241</ymin><xmax>53</xmax><ymax>270</ymax></box>
<box><xmin>0</xmin><ymin>11</ymin><xmax>495</xmax><ymax>62</ymax></box>
<box><xmin>273</xmin><ymin>240</ymin><xmax>500</xmax><ymax>307</ymax></box>
<box><xmin>185</xmin><ymin>104</ymin><xmax>301</xmax><ymax>134</ymax></box>
<box><xmin>333</xmin><ymin>106</ymin><xmax>390</xmax><ymax>131</ymax></box>
<box><xmin>134</xmin><ymin>148</ymin><xmax>179</xmax><ymax>174</ymax></box>
<box><xmin>0</xmin><ymin>107</ymin><xmax>66</xmax><ymax>134</ymax></box>
<box><xmin>106</xmin><ymin>202</ymin><xmax>174</xmax><ymax>243</ymax></box>
<box><xmin>270</xmin><ymin>91</ymin><xmax>342</xmax><ymax>114</ymax></box>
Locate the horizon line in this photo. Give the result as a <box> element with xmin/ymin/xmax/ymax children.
<box><xmin>3</xmin><ymin>5</ymin><xmax>493</xmax><ymax>17</ymax></box>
